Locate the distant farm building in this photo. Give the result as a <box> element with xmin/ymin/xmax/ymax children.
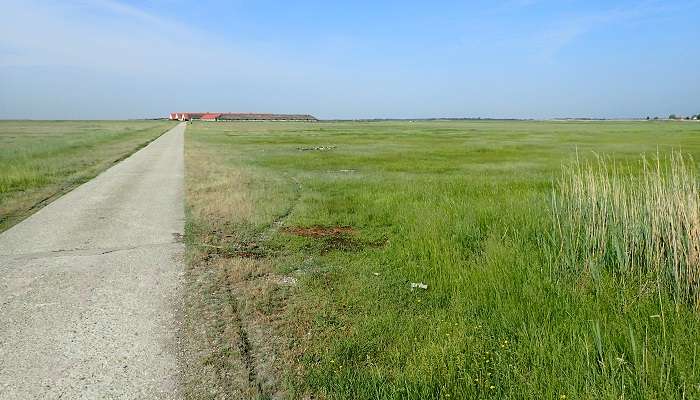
<box><xmin>169</xmin><ymin>112</ymin><xmax>317</xmax><ymax>121</ymax></box>
<box><xmin>200</xmin><ymin>113</ymin><xmax>222</xmax><ymax>121</ymax></box>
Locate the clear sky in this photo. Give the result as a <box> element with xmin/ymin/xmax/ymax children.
<box><xmin>1</xmin><ymin>0</ymin><xmax>698</xmax><ymax>120</ymax></box>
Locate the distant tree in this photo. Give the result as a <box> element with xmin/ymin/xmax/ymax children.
<box><xmin>646</xmin><ymin>116</ymin><xmax>650</xmax><ymax>120</ymax></box>
<box><xmin>669</xmin><ymin>114</ymin><xmax>678</xmax><ymax>120</ymax></box>
<box><xmin>654</xmin><ymin>116</ymin><xmax>659</xmax><ymax>120</ymax></box>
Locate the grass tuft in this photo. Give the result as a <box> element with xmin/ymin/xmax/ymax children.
<box><xmin>552</xmin><ymin>152</ymin><xmax>700</xmax><ymax>308</ymax></box>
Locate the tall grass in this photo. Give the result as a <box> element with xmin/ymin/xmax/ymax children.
<box><xmin>552</xmin><ymin>152</ymin><xmax>700</xmax><ymax>308</ymax></box>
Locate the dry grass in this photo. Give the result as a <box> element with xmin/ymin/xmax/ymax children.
<box><xmin>186</xmin><ymin>140</ymin><xmax>254</xmax><ymax>229</ymax></box>
<box><xmin>552</xmin><ymin>152</ymin><xmax>700</xmax><ymax>308</ymax></box>
<box><xmin>182</xmin><ymin>136</ymin><xmax>292</xmax><ymax>399</ymax></box>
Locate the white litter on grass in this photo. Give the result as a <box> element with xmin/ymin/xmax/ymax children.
<box><xmin>410</xmin><ymin>282</ymin><xmax>428</xmax><ymax>290</ymax></box>
<box><xmin>278</xmin><ymin>276</ymin><xmax>298</xmax><ymax>286</ymax></box>
<box><xmin>298</xmin><ymin>146</ymin><xmax>337</xmax><ymax>151</ymax></box>
<box><xmin>373</xmin><ymin>272</ymin><xmax>380</xmax><ymax>276</ymax></box>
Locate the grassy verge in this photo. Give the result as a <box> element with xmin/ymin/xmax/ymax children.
<box><xmin>183</xmin><ymin>129</ymin><xmax>296</xmax><ymax>399</ymax></box>
<box><xmin>184</xmin><ymin>120</ymin><xmax>700</xmax><ymax>399</ymax></box>
<box><xmin>0</xmin><ymin>120</ymin><xmax>176</xmax><ymax>232</ymax></box>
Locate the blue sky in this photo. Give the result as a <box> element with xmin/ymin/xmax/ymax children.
<box><xmin>1</xmin><ymin>0</ymin><xmax>698</xmax><ymax>119</ymax></box>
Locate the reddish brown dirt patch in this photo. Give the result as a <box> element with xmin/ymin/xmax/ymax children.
<box><xmin>282</xmin><ymin>226</ymin><xmax>356</xmax><ymax>238</ymax></box>
<box><xmin>235</xmin><ymin>251</ymin><xmax>265</xmax><ymax>259</ymax></box>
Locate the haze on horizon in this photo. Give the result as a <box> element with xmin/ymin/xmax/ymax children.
<box><xmin>1</xmin><ymin>0</ymin><xmax>698</xmax><ymax>120</ymax></box>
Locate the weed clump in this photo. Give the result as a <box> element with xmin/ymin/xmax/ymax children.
<box><xmin>552</xmin><ymin>152</ymin><xmax>700</xmax><ymax>308</ymax></box>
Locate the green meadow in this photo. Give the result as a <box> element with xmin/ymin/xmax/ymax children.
<box><xmin>184</xmin><ymin>120</ymin><xmax>700</xmax><ymax>399</ymax></box>
<box><xmin>0</xmin><ymin>120</ymin><xmax>175</xmax><ymax>232</ymax></box>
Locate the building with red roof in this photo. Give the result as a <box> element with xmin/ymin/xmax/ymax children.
<box><xmin>200</xmin><ymin>113</ymin><xmax>222</xmax><ymax>121</ymax></box>
<box><xmin>169</xmin><ymin>112</ymin><xmax>317</xmax><ymax>121</ymax></box>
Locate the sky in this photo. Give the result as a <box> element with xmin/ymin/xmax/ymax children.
<box><xmin>1</xmin><ymin>0</ymin><xmax>698</xmax><ymax>120</ymax></box>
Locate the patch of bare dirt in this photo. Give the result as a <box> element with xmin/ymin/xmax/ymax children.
<box><xmin>282</xmin><ymin>225</ymin><xmax>356</xmax><ymax>238</ymax></box>
<box><xmin>282</xmin><ymin>225</ymin><xmax>362</xmax><ymax>253</ymax></box>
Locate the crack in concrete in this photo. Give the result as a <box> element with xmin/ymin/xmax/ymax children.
<box><xmin>0</xmin><ymin>241</ymin><xmax>182</xmax><ymax>262</ymax></box>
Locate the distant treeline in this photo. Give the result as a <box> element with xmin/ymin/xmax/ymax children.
<box><xmin>667</xmin><ymin>113</ymin><xmax>700</xmax><ymax>120</ymax></box>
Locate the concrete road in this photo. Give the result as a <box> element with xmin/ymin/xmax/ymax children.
<box><xmin>0</xmin><ymin>123</ymin><xmax>186</xmax><ymax>399</ymax></box>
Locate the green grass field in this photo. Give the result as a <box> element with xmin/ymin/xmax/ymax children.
<box><xmin>184</xmin><ymin>120</ymin><xmax>700</xmax><ymax>399</ymax></box>
<box><xmin>0</xmin><ymin>120</ymin><xmax>175</xmax><ymax>232</ymax></box>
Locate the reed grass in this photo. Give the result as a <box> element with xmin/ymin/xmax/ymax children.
<box><xmin>552</xmin><ymin>152</ymin><xmax>700</xmax><ymax>308</ymax></box>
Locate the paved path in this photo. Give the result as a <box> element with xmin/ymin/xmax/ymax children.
<box><xmin>0</xmin><ymin>123</ymin><xmax>186</xmax><ymax>399</ymax></box>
